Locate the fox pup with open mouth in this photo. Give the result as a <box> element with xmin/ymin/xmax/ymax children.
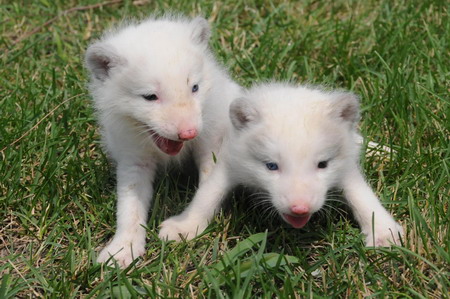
<box><xmin>85</xmin><ymin>15</ymin><xmax>241</xmax><ymax>268</ymax></box>
<box><xmin>159</xmin><ymin>83</ymin><xmax>403</xmax><ymax>247</ymax></box>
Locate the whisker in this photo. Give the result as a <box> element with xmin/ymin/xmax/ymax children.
<box><xmin>250</xmin><ymin>199</ymin><xmax>273</xmax><ymax>212</ymax></box>
<box><xmin>322</xmin><ymin>203</ymin><xmax>347</xmax><ymax>218</ymax></box>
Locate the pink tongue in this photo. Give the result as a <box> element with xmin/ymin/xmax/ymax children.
<box><xmin>283</xmin><ymin>214</ymin><xmax>311</xmax><ymax>228</ymax></box>
<box><xmin>153</xmin><ymin>135</ymin><xmax>184</xmax><ymax>156</ymax></box>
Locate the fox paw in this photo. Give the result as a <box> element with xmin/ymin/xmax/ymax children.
<box><xmin>159</xmin><ymin>215</ymin><xmax>207</xmax><ymax>242</ymax></box>
<box><xmin>365</xmin><ymin>221</ymin><xmax>403</xmax><ymax>247</ymax></box>
<box><xmin>97</xmin><ymin>237</ymin><xmax>146</xmax><ymax>268</ymax></box>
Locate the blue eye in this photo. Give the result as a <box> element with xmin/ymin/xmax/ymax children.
<box><xmin>266</xmin><ymin>162</ymin><xmax>279</xmax><ymax>171</ymax></box>
<box><xmin>192</xmin><ymin>84</ymin><xmax>199</xmax><ymax>93</ymax></box>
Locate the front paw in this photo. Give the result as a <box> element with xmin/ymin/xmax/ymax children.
<box><xmin>365</xmin><ymin>220</ymin><xmax>403</xmax><ymax>247</ymax></box>
<box><xmin>159</xmin><ymin>214</ymin><xmax>208</xmax><ymax>242</ymax></box>
<box><xmin>97</xmin><ymin>236</ymin><xmax>146</xmax><ymax>268</ymax></box>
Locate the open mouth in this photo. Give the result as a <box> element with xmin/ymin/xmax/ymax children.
<box><xmin>282</xmin><ymin>213</ymin><xmax>311</xmax><ymax>228</ymax></box>
<box><xmin>149</xmin><ymin>129</ymin><xmax>184</xmax><ymax>156</ymax></box>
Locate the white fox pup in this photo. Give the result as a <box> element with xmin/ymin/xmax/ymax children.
<box><xmin>85</xmin><ymin>16</ymin><xmax>241</xmax><ymax>267</ymax></box>
<box><xmin>159</xmin><ymin>83</ymin><xmax>403</xmax><ymax>247</ymax></box>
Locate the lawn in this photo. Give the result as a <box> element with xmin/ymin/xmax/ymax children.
<box><xmin>1</xmin><ymin>0</ymin><xmax>448</xmax><ymax>297</ymax></box>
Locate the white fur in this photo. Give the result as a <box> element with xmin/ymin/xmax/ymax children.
<box><xmin>159</xmin><ymin>83</ymin><xmax>403</xmax><ymax>247</ymax></box>
<box><xmin>85</xmin><ymin>15</ymin><xmax>241</xmax><ymax>268</ymax></box>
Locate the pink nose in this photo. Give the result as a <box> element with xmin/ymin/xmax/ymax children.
<box><xmin>178</xmin><ymin>129</ymin><xmax>198</xmax><ymax>141</ymax></box>
<box><xmin>291</xmin><ymin>204</ymin><xmax>310</xmax><ymax>215</ymax></box>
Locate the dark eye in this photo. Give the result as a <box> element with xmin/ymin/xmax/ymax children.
<box><xmin>266</xmin><ymin>162</ymin><xmax>279</xmax><ymax>171</ymax></box>
<box><xmin>317</xmin><ymin>161</ymin><xmax>328</xmax><ymax>169</ymax></box>
<box><xmin>192</xmin><ymin>84</ymin><xmax>199</xmax><ymax>93</ymax></box>
<box><xmin>142</xmin><ymin>94</ymin><xmax>158</xmax><ymax>101</ymax></box>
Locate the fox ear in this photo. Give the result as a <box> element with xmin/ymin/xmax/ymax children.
<box><xmin>230</xmin><ymin>98</ymin><xmax>260</xmax><ymax>130</ymax></box>
<box><xmin>85</xmin><ymin>42</ymin><xmax>123</xmax><ymax>81</ymax></box>
<box><xmin>190</xmin><ymin>17</ymin><xmax>211</xmax><ymax>45</ymax></box>
<box><xmin>330</xmin><ymin>92</ymin><xmax>360</xmax><ymax>125</ymax></box>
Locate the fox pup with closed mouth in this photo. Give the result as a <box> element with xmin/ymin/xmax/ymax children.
<box><xmin>85</xmin><ymin>16</ymin><xmax>241</xmax><ymax>268</ymax></box>
<box><xmin>159</xmin><ymin>83</ymin><xmax>403</xmax><ymax>247</ymax></box>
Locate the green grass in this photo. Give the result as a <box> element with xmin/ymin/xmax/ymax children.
<box><xmin>1</xmin><ymin>0</ymin><xmax>448</xmax><ymax>297</ymax></box>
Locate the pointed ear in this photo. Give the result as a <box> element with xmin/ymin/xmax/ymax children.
<box><xmin>85</xmin><ymin>42</ymin><xmax>123</xmax><ymax>81</ymax></box>
<box><xmin>230</xmin><ymin>98</ymin><xmax>260</xmax><ymax>130</ymax></box>
<box><xmin>190</xmin><ymin>17</ymin><xmax>211</xmax><ymax>45</ymax></box>
<box><xmin>330</xmin><ymin>92</ymin><xmax>360</xmax><ymax>125</ymax></box>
